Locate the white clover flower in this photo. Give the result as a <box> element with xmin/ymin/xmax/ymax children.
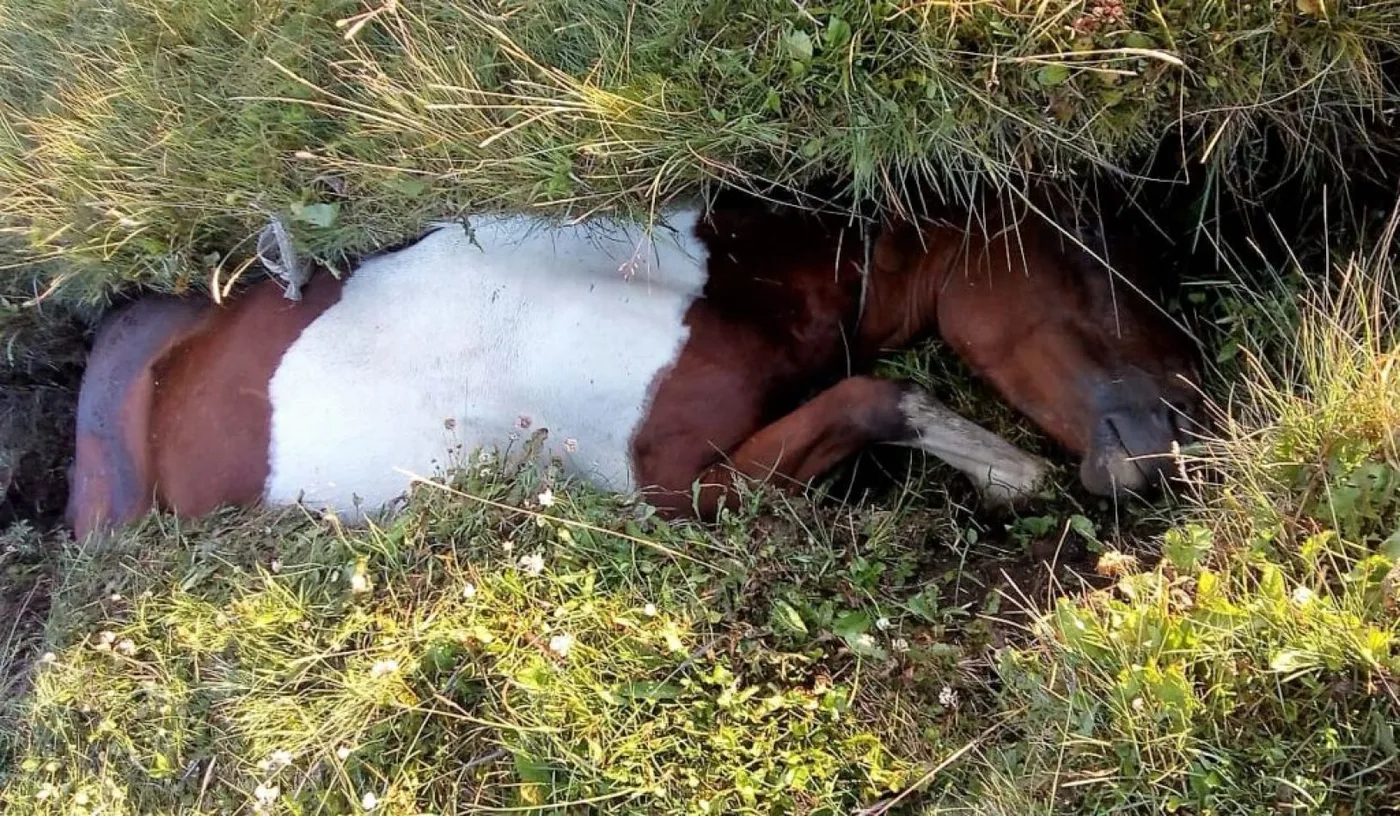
<box><xmin>502</xmin><ymin>540</ymin><xmax>515</xmax><ymax>555</ymax></box>
<box><xmin>258</xmin><ymin>749</ymin><xmax>294</xmax><ymax>772</ymax></box>
<box><xmin>1291</xmin><ymin>586</ymin><xmax>1315</xmax><ymax>606</ymax></box>
<box><xmin>875</xmin><ymin>616</ymin><xmax>891</xmax><ymax>631</ymax></box>
<box><xmin>270</xmin><ymin>559</ymin><xmax>283</xmax><ymax>574</ymax></box>
<box><xmin>548</xmin><ymin>633</ymin><xmax>575</xmax><ymax>657</ymax></box>
<box><xmin>115</xmin><ymin>639</ymin><xmax>136</xmax><ymax>656</ymax></box>
<box><xmin>370</xmin><ymin>659</ymin><xmax>400</xmax><ymax>678</ymax></box>
<box><xmin>537</xmin><ymin>488</ymin><xmax>556</xmax><ymax>508</ymax></box>
<box><xmin>337</xmin><ymin>746</ymin><xmax>353</xmax><ymax>760</ymax></box>
<box><xmin>642</xmin><ymin>603</ymin><xmax>658</xmax><ymax>617</ymax></box>
<box><xmin>350</xmin><ymin>572</ymin><xmax>370</xmax><ymax>594</ymax></box>
<box><xmin>361</xmin><ymin>791</ymin><xmax>380</xmax><ymax>811</ymax></box>
<box><xmin>938</xmin><ymin>686</ymin><xmax>959</xmax><ymax>708</ymax></box>
<box><xmin>519</xmin><ymin>552</ymin><xmax>545</xmax><ymax>576</ymax></box>
<box><xmin>254</xmin><ymin>782</ymin><xmax>280</xmax><ymax>808</ymax></box>
<box><xmin>462</xmin><ymin>582</ymin><xmax>477</xmax><ymax>600</ymax></box>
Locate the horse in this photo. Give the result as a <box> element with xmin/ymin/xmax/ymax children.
<box><xmin>65</xmin><ymin>190</ymin><xmax>1202</xmax><ymax>541</ymax></box>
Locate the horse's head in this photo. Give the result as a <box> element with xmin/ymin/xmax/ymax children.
<box><xmin>914</xmin><ymin>214</ymin><xmax>1202</xmax><ymax>498</ymax></box>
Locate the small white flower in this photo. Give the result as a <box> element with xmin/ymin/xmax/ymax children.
<box><xmin>361</xmin><ymin>791</ymin><xmax>380</xmax><ymax>811</ymax></box>
<box><xmin>74</xmin><ymin>791</ymin><xmax>90</xmax><ymax>806</ymax></box>
<box><xmin>1131</xmin><ymin>696</ymin><xmax>1146</xmax><ymax>713</ymax></box>
<box><xmin>350</xmin><ymin>573</ymin><xmax>370</xmax><ymax>594</ymax></box>
<box><xmin>891</xmin><ymin>638</ymin><xmax>910</xmax><ymax>653</ymax></box>
<box><xmin>519</xmin><ymin>552</ymin><xmax>545</xmax><ymax>576</ymax></box>
<box><xmin>116</xmin><ymin>639</ymin><xmax>136</xmax><ymax>656</ymax></box>
<box><xmin>140</xmin><ymin>589</ymin><xmax>154</xmax><ymax>599</ymax></box>
<box><xmin>537</xmin><ymin>488</ymin><xmax>556</xmax><ymax>508</ymax></box>
<box><xmin>39</xmin><ymin>652</ymin><xmax>56</xmax><ymax>664</ymax></box>
<box><xmin>875</xmin><ymin>616</ymin><xmax>891</xmax><ymax>631</ymax></box>
<box><xmin>370</xmin><ymin>659</ymin><xmax>400</xmax><ymax>678</ymax></box>
<box><xmin>36</xmin><ymin>782</ymin><xmax>57</xmax><ymax>801</ymax></box>
<box><xmin>97</xmin><ymin>630</ymin><xmax>116</xmax><ymax>646</ymax></box>
<box><xmin>548</xmin><ymin>633</ymin><xmax>575</xmax><ymax>657</ymax></box>
<box><xmin>336</xmin><ymin>746</ymin><xmax>353</xmax><ymax>760</ymax></box>
<box><xmin>938</xmin><ymin>686</ymin><xmax>959</xmax><ymax>708</ymax></box>
<box><xmin>109</xmin><ymin>593</ymin><xmax>122</xmax><ymax>602</ymax></box>
<box><xmin>642</xmin><ymin>603</ymin><xmax>658</xmax><ymax>617</ymax></box>
<box><xmin>502</xmin><ymin>540</ymin><xmax>515</xmax><ymax>555</ymax></box>
<box><xmin>270</xmin><ymin>559</ymin><xmax>283</xmax><ymax>574</ymax></box>
<box><xmin>462</xmin><ymin>582</ymin><xmax>477</xmax><ymax>600</ymax></box>
<box><xmin>268</xmin><ymin>749</ymin><xmax>293</xmax><ymax>770</ymax></box>
<box><xmin>854</xmin><ymin>633</ymin><xmax>877</xmax><ymax>651</ymax></box>
<box><xmin>1291</xmin><ymin>586</ymin><xmax>1315</xmax><ymax>606</ymax></box>
<box><xmin>254</xmin><ymin>782</ymin><xmax>280</xmax><ymax>806</ymax></box>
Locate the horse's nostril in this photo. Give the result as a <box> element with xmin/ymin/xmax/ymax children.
<box><xmin>1161</xmin><ymin>399</ymin><xmax>1199</xmax><ymax>441</ymax></box>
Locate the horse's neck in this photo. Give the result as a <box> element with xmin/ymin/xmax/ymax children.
<box><xmin>853</xmin><ymin>226</ymin><xmax>964</xmax><ymax>358</ymax></box>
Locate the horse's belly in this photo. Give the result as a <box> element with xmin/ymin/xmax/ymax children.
<box><xmin>263</xmin><ymin>209</ymin><xmax>709</xmax><ymax>518</ymax></box>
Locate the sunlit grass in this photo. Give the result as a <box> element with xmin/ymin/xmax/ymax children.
<box><xmin>1</xmin><ymin>0</ymin><xmax>1397</xmax><ymax>338</ymax></box>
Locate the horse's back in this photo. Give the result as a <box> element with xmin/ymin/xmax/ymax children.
<box><xmin>263</xmin><ymin>209</ymin><xmax>712</xmax><ymax>516</ymax></box>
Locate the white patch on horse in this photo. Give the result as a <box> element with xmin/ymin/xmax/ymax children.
<box><xmin>264</xmin><ymin>208</ymin><xmax>709</xmax><ymax>518</ymax></box>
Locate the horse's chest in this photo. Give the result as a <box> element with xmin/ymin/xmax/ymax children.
<box><xmin>262</xmin><ymin>211</ymin><xmax>709</xmax><ymax>516</ymax></box>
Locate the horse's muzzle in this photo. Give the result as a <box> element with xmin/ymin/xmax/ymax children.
<box><xmin>1079</xmin><ymin>403</ymin><xmax>1189</xmax><ymax>497</ymax></box>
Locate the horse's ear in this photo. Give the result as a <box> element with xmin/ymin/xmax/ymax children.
<box><xmin>872</xmin><ymin>218</ymin><xmax>923</xmax><ymax>274</ymax></box>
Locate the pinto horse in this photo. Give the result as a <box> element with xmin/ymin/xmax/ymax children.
<box><xmin>66</xmin><ymin>192</ymin><xmax>1201</xmax><ymax>540</ymax></box>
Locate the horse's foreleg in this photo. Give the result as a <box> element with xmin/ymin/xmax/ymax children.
<box><xmin>888</xmin><ymin>389</ymin><xmax>1052</xmax><ymax>508</ymax></box>
<box><xmin>650</xmin><ymin>376</ymin><xmax>1050</xmax><ymax>518</ymax></box>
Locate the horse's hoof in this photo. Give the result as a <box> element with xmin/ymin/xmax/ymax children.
<box><xmin>978</xmin><ymin>453</ymin><xmax>1052</xmax><ymax>510</ymax></box>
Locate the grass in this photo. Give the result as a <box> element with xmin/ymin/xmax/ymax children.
<box><xmin>1</xmin><ymin>225</ymin><xmax>1397</xmax><ymax>812</ymax></box>
<box><xmin>2</xmin><ymin>0</ymin><xmax>1399</xmax><ymax>362</ymax></box>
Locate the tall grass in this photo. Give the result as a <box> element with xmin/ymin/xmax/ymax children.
<box><xmin>2</xmin><ymin>0</ymin><xmax>1397</xmax><ymax>333</ymax></box>
<box><xmin>946</xmin><ymin>233</ymin><xmax>1400</xmax><ymax>812</ymax></box>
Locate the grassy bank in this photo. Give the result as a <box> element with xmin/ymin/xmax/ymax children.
<box><xmin>1</xmin><ymin>232</ymin><xmax>1396</xmax><ymax>812</ymax></box>
<box><xmin>2</xmin><ymin>0</ymin><xmax>1398</xmax><ymax>329</ymax></box>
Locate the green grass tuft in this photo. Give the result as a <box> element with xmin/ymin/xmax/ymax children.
<box><xmin>2</xmin><ymin>0</ymin><xmax>1398</xmax><ymax>328</ymax></box>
